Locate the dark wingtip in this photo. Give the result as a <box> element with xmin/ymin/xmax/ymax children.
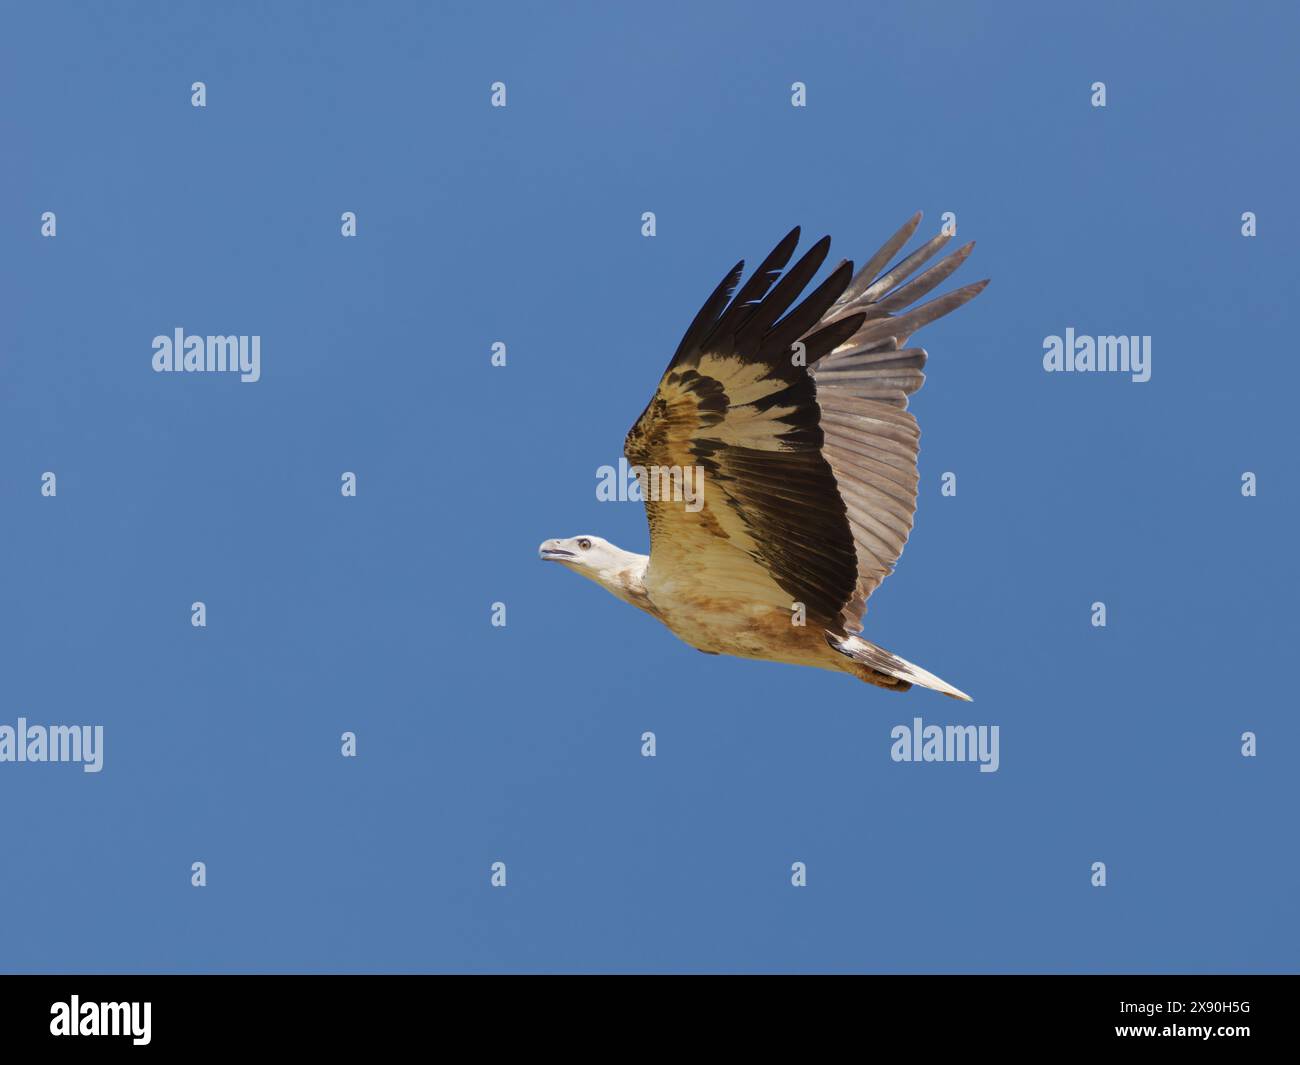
<box><xmin>768</xmin><ymin>226</ymin><xmax>801</xmax><ymax>262</ymax></box>
<box><xmin>821</xmin><ymin>257</ymin><xmax>856</xmax><ymax>304</ymax></box>
<box><xmin>797</xmin><ymin>233</ymin><xmax>833</xmax><ymax>271</ymax></box>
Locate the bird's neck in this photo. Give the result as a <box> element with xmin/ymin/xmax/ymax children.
<box><xmin>597</xmin><ymin>553</ymin><xmax>654</xmax><ymax>615</ymax></box>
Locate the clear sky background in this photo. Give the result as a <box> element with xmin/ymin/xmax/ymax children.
<box><xmin>1</xmin><ymin>1</ymin><xmax>1296</xmax><ymax>973</ymax></box>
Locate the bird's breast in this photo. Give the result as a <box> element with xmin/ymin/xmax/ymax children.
<box><xmin>650</xmin><ymin>594</ymin><xmax>832</xmax><ymax>666</ymax></box>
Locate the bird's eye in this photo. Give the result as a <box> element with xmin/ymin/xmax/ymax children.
<box><xmin>578</xmin><ymin>538</ymin><xmax>591</xmax><ymax>550</ymax></box>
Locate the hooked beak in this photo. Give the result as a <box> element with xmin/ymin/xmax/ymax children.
<box><xmin>538</xmin><ymin>540</ymin><xmax>575</xmax><ymax>562</ymax></box>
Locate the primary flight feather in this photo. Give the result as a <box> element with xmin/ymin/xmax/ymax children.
<box><xmin>540</xmin><ymin>215</ymin><xmax>987</xmax><ymax>699</ymax></box>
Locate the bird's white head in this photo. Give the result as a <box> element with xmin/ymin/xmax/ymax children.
<box><xmin>538</xmin><ymin>535</ymin><xmax>650</xmax><ymax>607</ymax></box>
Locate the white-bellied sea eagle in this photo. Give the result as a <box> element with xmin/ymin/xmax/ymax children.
<box><xmin>540</xmin><ymin>216</ymin><xmax>986</xmax><ymax>699</ymax></box>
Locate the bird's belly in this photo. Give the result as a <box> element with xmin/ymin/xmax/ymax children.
<box><xmin>654</xmin><ymin>597</ymin><xmax>831</xmax><ymax>667</ymax></box>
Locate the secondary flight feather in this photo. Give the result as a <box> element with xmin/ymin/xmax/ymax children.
<box><xmin>540</xmin><ymin>215</ymin><xmax>987</xmax><ymax>699</ymax></box>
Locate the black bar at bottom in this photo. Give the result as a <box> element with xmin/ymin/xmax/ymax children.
<box><xmin>0</xmin><ymin>974</ymin><xmax>1287</xmax><ymax>1051</ymax></box>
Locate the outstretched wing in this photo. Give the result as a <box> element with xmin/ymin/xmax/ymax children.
<box><xmin>625</xmin><ymin>229</ymin><xmax>864</xmax><ymax>630</ymax></box>
<box><xmin>626</xmin><ymin>220</ymin><xmax>985</xmax><ymax>634</ymax></box>
<box><xmin>807</xmin><ymin>213</ymin><xmax>986</xmax><ymax>631</ymax></box>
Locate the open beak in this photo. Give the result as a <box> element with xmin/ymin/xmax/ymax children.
<box><xmin>538</xmin><ymin>540</ymin><xmax>575</xmax><ymax>562</ymax></box>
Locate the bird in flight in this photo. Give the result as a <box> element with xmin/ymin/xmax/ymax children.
<box><xmin>540</xmin><ymin>215</ymin><xmax>986</xmax><ymax>699</ymax></box>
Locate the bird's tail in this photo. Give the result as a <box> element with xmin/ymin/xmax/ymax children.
<box><xmin>826</xmin><ymin>633</ymin><xmax>972</xmax><ymax>701</ymax></box>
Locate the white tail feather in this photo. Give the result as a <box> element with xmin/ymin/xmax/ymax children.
<box><xmin>828</xmin><ymin>633</ymin><xmax>972</xmax><ymax>701</ymax></box>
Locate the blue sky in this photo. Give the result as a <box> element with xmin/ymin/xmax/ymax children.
<box><xmin>1</xmin><ymin>0</ymin><xmax>1297</xmax><ymax>972</ymax></box>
